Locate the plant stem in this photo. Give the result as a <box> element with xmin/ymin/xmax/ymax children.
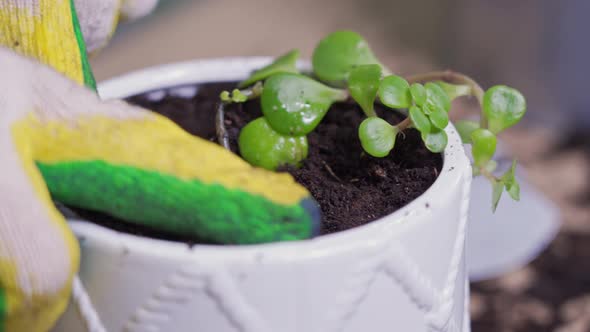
<box><xmin>222</xmin><ymin>81</ymin><xmax>264</xmax><ymax>104</ymax></box>
<box><xmin>364</xmin><ymin>107</ymin><xmax>377</xmax><ymax>118</ymax></box>
<box><xmin>396</xmin><ymin>117</ymin><xmax>412</xmax><ymax>131</ymax></box>
<box><xmin>479</xmin><ymin>167</ymin><xmax>499</xmax><ymax>183</ymax></box>
<box><xmin>240</xmin><ymin>81</ymin><xmax>264</xmax><ymax>100</ymax></box>
<box><xmin>335</xmin><ymin>89</ymin><xmax>351</xmax><ymax>102</ymax></box>
<box><xmin>216</xmin><ymin>102</ymin><xmax>231</xmax><ymax>149</ymax></box>
<box><xmin>406</xmin><ymin>70</ymin><xmax>488</xmax><ymax>127</ymax></box>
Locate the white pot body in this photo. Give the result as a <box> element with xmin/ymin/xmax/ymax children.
<box><xmin>54</xmin><ymin>58</ymin><xmax>472</xmax><ymax>332</ymax></box>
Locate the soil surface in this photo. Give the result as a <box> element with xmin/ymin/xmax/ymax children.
<box><xmin>218</xmin><ymin>89</ymin><xmax>442</xmax><ymax>234</ymax></box>
<box><xmin>64</xmin><ymin>81</ymin><xmax>442</xmax><ymax>240</ymax></box>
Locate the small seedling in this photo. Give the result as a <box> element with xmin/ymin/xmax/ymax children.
<box><xmin>221</xmin><ymin>30</ymin><xmax>527</xmax><ymax>211</ymax></box>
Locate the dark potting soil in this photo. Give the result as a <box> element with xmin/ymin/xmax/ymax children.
<box><xmin>63</xmin><ymin>81</ymin><xmax>441</xmax><ymax>241</ymax></box>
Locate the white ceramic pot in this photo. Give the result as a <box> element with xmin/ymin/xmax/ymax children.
<box><xmin>54</xmin><ymin>57</ymin><xmax>472</xmax><ymax>332</ymax></box>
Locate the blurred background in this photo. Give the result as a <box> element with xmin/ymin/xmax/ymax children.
<box><xmin>92</xmin><ymin>1</ymin><xmax>590</xmax><ymax>331</ymax></box>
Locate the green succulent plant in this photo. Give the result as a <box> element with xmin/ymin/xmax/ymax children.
<box><xmin>220</xmin><ymin>31</ymin><xmax>527</xmax><ymax>211</ymax></box>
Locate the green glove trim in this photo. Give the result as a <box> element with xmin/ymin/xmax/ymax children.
<box><xmin>0</xmin><ymin>287</ymin><xmax>5</xmax><ymax>332</ymax></box>
<box><xmin>69</xmin><ymin>0</ymin><xmax>96</xmax><ymax>90</ymax></box>
<box><xmin>38</xmin><ymin>160</ymin><xmax>318</xmax><ymax>244</ymax></box>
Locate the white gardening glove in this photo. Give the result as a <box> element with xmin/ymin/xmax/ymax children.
<box><xmin>74</xmin><ymin>0</ymin><xmax>159</xmax><ymax>53</ymax></box>
<box><xmin>0</xmin><ymin>2</ymin><xmax>318</xmax><ymax>332</ymax></box>
<box><xmin>0</xmin><ymin>1</ymin><xmax>157</xmax><ymax>331</ymax></box>
<box><xmin>0</xmin><ymin>0</ymin><xmax>159</xmax><ymax>90</ymax></box>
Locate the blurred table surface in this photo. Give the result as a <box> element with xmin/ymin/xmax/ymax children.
<box><xmin>472</xmin><ymin>128</ymin><xmax>590</xmax><ymax>332</ymax></box>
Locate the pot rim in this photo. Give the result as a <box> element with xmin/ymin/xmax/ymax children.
<box><xmin>70</xmin><ymin>56</ymin><xmax>470</xmax><ymax>256</ymax></box>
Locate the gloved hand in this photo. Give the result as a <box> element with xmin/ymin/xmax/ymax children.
<box><xmin>0</xmin><ymin>1</ymin><xmax>319</xmax><ymax>331</ymax></box>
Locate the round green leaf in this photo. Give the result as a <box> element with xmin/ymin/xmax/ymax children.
<box><xmin>429</xmin><ymin>105</ymin><xmax>449</xmax><ymax>129</ymax></box>
<box><xmin>312</xmin><ymin>31</ymin><xmax>383</xmax><ymax>87</ymax></box>
<box><xmin>239</xmin><ymin>117</ymin><xmax>309</xmax><ymax>170</ymax></box>
<box><xmin>220</xmin><ymin>91</ymin><xmax>231</xmax><ymax>102</ymax></box>
<box><xmin>261</xmin><ymin>73</ymin><xmax>347</xmax><ymax>136</ymax></box>
<box><xmin>410</xmin><ymin>83</ymin><xmax>427</xmax><ymax>106</ymax></box>
<box><xmin>422</xmin><ymin>128</ymin><xmax>448</xmax><ymax>153</ymax></box>
<box><xmin>471</xmin><ymin>128</ymin><xmax>497</xmax><ymax>167</ymax></box>
<box><xmin>378</xmin><ymin>75</ymin><xmax>412</xmax><ymax>109</ymax></box>
<box><xmin>231</xmin><ymin>89</ymin><xmax>248</xmax><ymax>103</ymax></box>
<box><xmin>491</xmin><ymin>179</ymin><xmax>504</xmax><ymax>212</ymax></box>
<box><xmin>502</xmin><ymin>160</ymin><xmax>517</xmax><ymax>185</ymax></box>
<box><xmin>502</xmin><ymin>160</ymin><xmax>520</xmax><ymax>201</ymax></box>
<box><xmin>422</xmin><ymin>103</ymin><xmax>435</xmax><ymax>115</ymax></box>
<box><xmin>425</xmin><ymin>82</ymin><xmax>451</xmax><ymax>113</ymax></box>
<box><xmin>485</xmin><ymin>160</ymin><xmax>498</xmax><ymax>173</ymax></box>
<box><xmin>348</xmin><ymin>64</ymin><xmax>382</xmax><ymax>117</ymax></box>
<box><xmin>435</xmin><ymin>81</ymin><xmax>471</xmax><ymax>101</ymax></box>
<box><xmin>358</xmin><ymin>117</ymin><xmax>397</xmax><ymax>157</ymax></box>
<box><xmin>483</xmin><ymin>85</ymin><xmax>526</xmax><ymax>134</ymax></box>
<box><xmin>506</xmin><ymin>180</ymin><xmax>520</xmax><ymax>201</ymax></box>
<box><xmin>239</xmin><ymin>49</ymin><xmax>300</xmax><ymax>88</ymax></box>
<box><xmin>455</xmin><ymin>120</ymin><xmax>480</xmax><ymax>144</ymax></box>
<box><xmin>409</xmin><ymin>106</ymin><xmax>431</xmax><ymax>135</ymax></box>
<box><xmin>473</xmin><ymin>159</ymin><xmax>499</xmax><ymax>176</ymax></box>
